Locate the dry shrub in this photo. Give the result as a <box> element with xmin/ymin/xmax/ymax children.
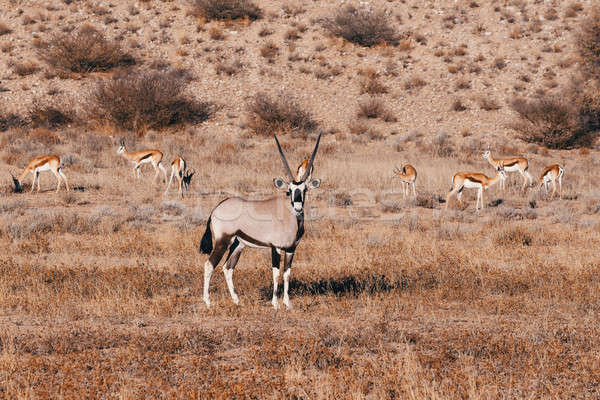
<box><xmin>404</xmin><ymin>76</ymin><xmax>427</xmax><ymax>90</ymax></box>
<box><xmin>90</xmin><ymin>69</ymin><xmax>215</xmax><ymax>133</ymax></box>
<box><xmin>28</xmin><ymin>98</ymin><xmax>73</xmax><ymax>129</ymax></box>
<box><xmin>259</xmin><ymin>41</ymin><xmax>278</xmax><ymax>61</ymax></box>
<box><xmin>577</xmin><ymin>6</ymin><xmax>600</xmax><ymax>79</ymax></box>
<box><xmin>39</xmin><ymin>25</ymin><xmax>134</xmax><ymax>73</ymax></box>
<box><xmin>511</xmin><ymin>80</ymin><xmax>600</xmax><ymax>149</ymax></box>
<box><xmin>0</xmin><ymin>22</ymin><xmax>12</xmax><ymax>35</ymax></box>
<box><xmin>323</xmin><ymin>5</ymin><xmax>399</xmax><ymax>47</ymax></box>
<box><xmin>357</xmin><ymin>98</ymin><xmax>395</xmax><ymax>122</ymax></box>
<box><xmin>479</xmin><ymin>96</ymin><xmax>501</xmax><ymax>111</ymax></box>
<box><xmin>246</xmin><ymin>92</ymin><xmax>318</xmax><ymax>135</ymax></box>
<box><xmin>452</xmin><ymin>98</ymin><xmax>468</xmax><ymax>111</ymax></box>
<box><xmin>190</xmin><ymin>0</ymin><xmax>262</xmax><ymax>21</ymax></box>
<box><xmin>360</xmin><ymin>77</ymin><xmax>388</xmax><ymax>94</ymax></box>
<box><xmin>215</xmin><ymin>59</ymin><xmax>243</xmax><ymax>75</ymax></box>
<box><xmin>11</xmin><ymin>61</ymin><xmax>39</xmax><ymax>76</ymax></box>
<box><xmin>0</xmin><ymin>113</ymin><xmax>27</xmax><ymax>132</ymax></box>
<box><xmin>430</xmin><ymin>132</ymin><xmax>454</xmax><ymax>157</ymax></box>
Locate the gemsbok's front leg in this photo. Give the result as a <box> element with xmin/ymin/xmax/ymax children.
<box><xmin>223</xmin><ymin>239</ymin><xmax>244</xmax><ymax>305</ymax></box>
<box><xmin>283</xmin><ymin>252</ymin><xmax>294</xmax><ymax>309</ymax></box>
<box><xmin>271</xmin><ymin>247</ymin><xmax>281</xmax><ymax>309</ymax></box>
<box><xmin>203</xmin><ymin>240</ymin><xmax>228</xmax><ymax>307</ymax></box>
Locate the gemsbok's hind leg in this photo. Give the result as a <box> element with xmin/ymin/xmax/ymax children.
<box><xmin>223</xmin><ymin>239</ymin><xmax>244</xmax><ymax>305</ymax></box>
<box><xmin>282</xmin><ymin>252</ymin><xmax>295</xmax><ymax>309</ymax></box>
<box><xmin>203</xmin><ymin>238</ymin><xmax>229</xmax><ymax>307</ymax></box>
<box><xmin>271</xmin><ymin>247</ymin><xmax>281</xmax><ymax>309</ymax></box>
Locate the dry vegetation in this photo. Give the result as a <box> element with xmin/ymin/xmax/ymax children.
<box><xmin>1</xmin><ymin>0</ymin><xmax>600</xmax><ymax>397</ymax></box>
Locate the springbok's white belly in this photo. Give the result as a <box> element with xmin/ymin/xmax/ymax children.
<box><xmin>463</xmin><ymin>180</ymin><xmax>482</xmax><ymax>189</ymax></box>
<box><xmin>35</xmin><ymin>164</ymin><xmax>52</xmax><ymax>172</ymax></box>
<box><xmin>503</xmin><ymin>165</ymin><xmax>521</xmax><ymax>172</ymax></box>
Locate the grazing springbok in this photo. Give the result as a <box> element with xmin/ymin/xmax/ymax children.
<box><xmin>446</xmin><ymin>167</ymin><xmax>506</xmax><ymax>211</ymax></box>
<box><xmin>482</xmin><ymin>150</ymin><xmax>532</xmax><ymax>191</ymax></box>
<box><xmin>12</xmin><ymin>155</ymin><xmax>69</xmax><ymax>193</ymax></box>
<box><xmin>117</xmin><ymin>139</ymin><xmax>167</xmax><ymax>185</ymax></box>
<box><xmin>164</xmin><ymin>157</ymin><xmax>194</xmax><ymax>198</ymax></box>
<box><xmin>200</xmin><ymin>132</ymin><xmax>323</xmax><ymax>309</ymax></box>
<box><xmin>538</xmin><ymin>164</ymin><xmax>564</xmax><ymax>200</ymax></box>
<box><xmin>393</xmin><ymin>164</ymin><xmax>417</xmax><ymax>197</ymax></box>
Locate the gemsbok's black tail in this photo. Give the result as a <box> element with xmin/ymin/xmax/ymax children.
<box><xmin>200</xmin><ymin>216</ymin><xmax>213</xmax><ymax>254</ymax></box>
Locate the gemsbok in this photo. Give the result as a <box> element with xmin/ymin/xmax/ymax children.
<box><xmin>482</xmin><ymin>150</ymin><xmax>532</xmax><ymax>191</ymax></box>
<box><xmin>393</xmin><ymin>164</ymin><xmax>417</xmax><ymax>197</ymax></box>
<box><xmin>538</xmin><ymin>164</ymin><xmax>564</xmax><ymax>200</ymax></box>
<box><xmin>164</xmin><ymin>157</ymin><xmax>194</xmax><ymax>198</ymax></box>
<box><xmin>200</xmin><ymin>132</ymin><xmax>323</xmax><ymax>309</ymax></box>
<box><xmin>117</xmin><ymin>139</ymin><xmax>167</xmax><ymax>185</ymax></box>
<box><xmin>446</xmin><ymin>167</ymin><xmax>506</xmax><ymax>211</ymax></box>
<box><xmin>12</xmin><ymin>155</ymin><xmax>69</xmax><ymax>193</ymax></box>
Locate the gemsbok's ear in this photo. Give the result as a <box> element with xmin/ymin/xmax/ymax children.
<box><xmin>308</xmin><ymin>178</ymin><xmax>321</xmax><ymax>189</ymax></box>
<box><xmin>273</xmin><ymin>178</ymin><xmax>288</xmax><ymax>190</ymax></box>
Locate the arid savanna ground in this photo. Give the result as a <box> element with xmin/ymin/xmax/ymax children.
<box><xmin>1</xmin><ymin>0</ymin><xmax>600</xmax><ymax>398</ymax></box>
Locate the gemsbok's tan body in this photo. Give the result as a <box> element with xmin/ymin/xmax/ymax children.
<box><xmin>538</xmin><ymin>164</ymin><xmax>564</xmax><ymax>200</ymax></box>
<box><xmin>200</xmin><ymin>133</ymin><xmax>322</xmax><ymax>309</ymax></box>
<box><xmin>446</xmin><ymin>167</ymin><xmax>506</xmax><ymax>211</ymax></box>
<box><xmin>394</xmin><ymin>164</ymin><xmax>417</xmax><ymax>197</ymax></box>
<box><xmin>14</xmin><ymin>155</ymin><xmax>69</xmax><ymax>193</ymax></box>
<box><xmin>165</xmin><ymin>157</ymin><xmax>194</xmax><ymax>198</ymax></box>
<box><xmin>117</xmin><ymin>140</ymin><xmax>167</xmax><ymax>185</ymax></box>
<box><xmin>483</xmin><ymin>151</ymin><xmax>532</xmax><ymax>191</ymax></box>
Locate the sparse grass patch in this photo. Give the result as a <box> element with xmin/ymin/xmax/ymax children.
<box><xmin>577</xmin><ymin>6</ymin><xmax>600</xmax><ymax>79</ymax></box>
<box><xmin>28</xmin><ymin>98</ymin><xmax>74</xmax><ymax>130</ymax></box>
<box><xmin>246</xmin><ymin>92</ymin><xmax>318</xmax><ymax>135</ymax></box>
<box><xmin>323</xmin><ymin>5</ymin><xmax>400</xmax><ymax>47</ymax></box>
<box><xmin>39</xmin><ymin>25</ymin><xmax>134</xmax><ymax>73</ymax></box>
<box><xmin>10</xmin><ymin>61</ymin><xmax>39</xmax><ymax>77</ymax></box>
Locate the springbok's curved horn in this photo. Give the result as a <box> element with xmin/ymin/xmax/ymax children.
<box><xmin>273</xmin><ymin>135</ymin><xmax>294</xmax><ymax>181</ymax></box>
<box><xmin>301</xmin><ymin>131</ymin><xmax>322</xmax><ymax>182</ymax></box>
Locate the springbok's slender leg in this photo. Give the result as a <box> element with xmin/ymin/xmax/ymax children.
<box><xmin>271</xmin><ymin>247</ymin><xmax>281</xmax><ymax>309</ymax></box>
<box><xmin>152</xmin><ymin>162</ymin><xmax>160</xmax><ymax>185</ymax></box>
<box><xmin>283</xmin><ymin>252</ymin><xmax>294</xmax><ymax>309</ymax></box>
<box><xmin>36</xmin><ymin>171</ymin><xmax>41</xmax><ymax>192</ymax></box>
<box><xmin>203</xmin><ymin>238</ymin><xmax>229</xmax><ymax>307</ymax></box>
<box><xmin>52</xmin><ymin>170</ymin><xmax>62</xmax><ymax>192</ymax></box>
<box><xmin>411</xmin><ymin>182</ymin><xmax>416</xmax><ymax>197</ymax></box>
<box><xmin>159</xmin><ymin>163</ymin><xmax>168</xmax><ymax>184</ymax></box>
<box><xmin>30</xmin><ymin>171</ymin><xmax>36</xmax><ymax>193</ymax></box>
<box><xmin>223</xmin><ymin>239</ymin><xmax>244</xmax><ymax>305</ymax></box>
<box><xmin>550</xmin><ymin>180</ymin><xmax>557</xmax><ymax>200</ymax></box>
<box><xmin>59</xmin><ymin>169</ymin><xmax>69</xmax><ymax>191</ymax></box>
<box><xmin>165</xmin><ymin>170</ymin><xmax>175</xmax><ymax>194</ymax></box>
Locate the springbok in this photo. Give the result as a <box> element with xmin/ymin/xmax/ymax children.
<box><xmin>393</xmin><ymin>164</ymin><xmax>417</xmax><ymax>197</ymax></box>
<box><xmin>117</xmin><ymin>139</ymin><xmax>167</xmax><ymax>185</ymax></box>
<box><xmin>200</xmin><ymin>133</ymin><xmax>322</xmax><ymax>309</ymax></box>
<box><xmin>482</xmin><ymin>151</ymin><xmax>532</xmax><ymax>191</ymax></box>
<box><xmin>164</xmin><ymin>157</ymin><xmax>194</xmax><ymax>198</ymax></box>
<box><xmin>12</xmin><ymin>155</ymin><xmax>69</xmax><ymax>193</ymax></box>
<box><xmin>538</xmin><ymin>164</ymin><xmax>564</xmax><ymax>200</ymax></box>
<box><xmin>446</xmin><ymin>167</ymin><xmax>506</xmax><ymax>211</ymax></box>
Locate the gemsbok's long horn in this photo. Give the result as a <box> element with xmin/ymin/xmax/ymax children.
<box><xmin>273</xmin><ymin>134</ymin><xmax>295</xmax><ymax>181</ymax></box>
<box><xmin>301</xmin><ymin>131</ymin><xmax>322</xmax><ymax>182</ymax></box>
